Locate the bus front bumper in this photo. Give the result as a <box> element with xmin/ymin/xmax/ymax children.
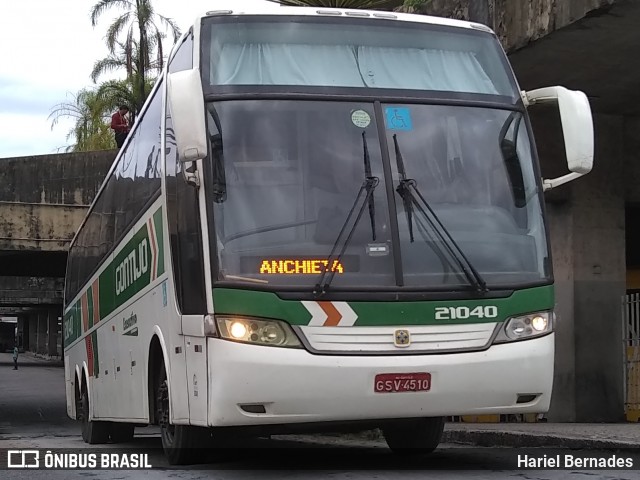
<box><xmin>207</xmin><ymin>333</ymin><xmax>554</xmax><ymax>427</ymax></box>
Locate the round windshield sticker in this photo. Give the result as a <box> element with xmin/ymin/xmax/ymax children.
<box><xmin>351</xmin><ymin>110</ymin><xmax>371</xmax><ymax>128</ymax></box>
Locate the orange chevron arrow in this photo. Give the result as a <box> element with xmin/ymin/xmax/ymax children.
<box><xmin>318</xmin><ymin>301</ymin><xmax>342</xmax><ymax>326</ymax></box>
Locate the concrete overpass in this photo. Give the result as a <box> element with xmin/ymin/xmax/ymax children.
<box><xmin>1</xmin><ymin>0</ymin><xmax>637</xmax><ymax>421</ymax></box>
<box><xmin>0</xmin><ymin>151</ymin><xmax>115</xmax><ymax>357</ymax></box>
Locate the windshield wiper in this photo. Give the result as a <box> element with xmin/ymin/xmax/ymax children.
<box><xmin>362</xmin><ymin>131</ymin><xmax>377</xmax><ymax>242</ymax></box>
<box><xmin>208</xmin><ymin>108</ymin><xmax>227</xmax><ymax>203</ymax></box>
<box><xmin>392</xmin><ymin>134</ymin><xmax>488</xmax><ymax>293</ymax></box>
<box><xmin>313</xmin><ymin>133</ymin><xmax>379</xmax><ymax>297</ymax></box>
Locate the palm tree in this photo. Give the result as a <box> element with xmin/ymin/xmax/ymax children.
<box><xmin>96</xmin><ymin>74</ymin><xmax>156</xmax><ymax>124</ymax></box>
<box><xmin>279</xmin><ymin>0</ymin><xmax>403</xmax><ymax>8</ymax></box>
<box><xmin>90</xmin><ymin>0</ymin><xmax>180</xmax><ymax>113</ymax></box>
<box><xmin>49</xmin><ymin>89</ymin><xmax>116</xmax><ymax>152</ymax></box>
<box><xmin>90</xmin><ymin>38</ymin><xmax>164</xmax><ymax>84</ymax></box>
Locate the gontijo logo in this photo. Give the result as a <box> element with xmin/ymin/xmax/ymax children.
<box><xmin>115</xmin><ymin>239</ymin><xmax>148</xmax><ymax>295</ymax></box>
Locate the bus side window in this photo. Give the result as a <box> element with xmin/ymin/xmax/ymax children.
<box><xmin>166</xmin><ymin>111</ymin><xmax>207</xmax><ymax>314</ymax></box>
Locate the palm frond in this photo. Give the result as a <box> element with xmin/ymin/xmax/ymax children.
<box><xmin>105</xmin><ymin>12</ymin><xmax>132</xmax><ymax>53</ymax></box>
<box><xmin>90</xmin><ymin>57</ymin><xmax>126</xmax><ymax>83</ymax></box>
<box><xmin>155</xmin><ymin>14</ymin><xmax>181</xmax><ymax>42</ymax></box>
<box><xmin>90</xmin><ymin>0</ymin><xmax>133</xmax><ymax>27</ymax></box>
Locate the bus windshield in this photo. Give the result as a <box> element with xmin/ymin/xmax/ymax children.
<box><xmin>207</xmin><ymin>100</ymin><xmax>549</xmax><ymax>290</ymax></box>
<box><xmin>201</xmin><ymin>16</ymin><xmax>518</xmax><ymax>99</ymax></box>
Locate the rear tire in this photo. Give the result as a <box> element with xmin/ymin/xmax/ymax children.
<box><xmin>157</xmin><ymin>365</ymin><xmax>212</xmax><ymax>465</ymax></box>
<box><xmin>382</xmin><ymin>417</ymin><xmax>445</xmax><ymax>454</ymax></box>
<box><xmin>110</xmin><ymin>423</ymin><xmax>135</xmax><ymax>443</ymax></box>
<box><xmin>79</xmin><ymin>387</ymin><xmax>110</xmax><ymax>444</ymax></box>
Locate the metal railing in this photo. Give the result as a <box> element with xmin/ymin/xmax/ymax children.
<box><xmin>622</xmin><ymin>293</ymin><xmax>640</xmax><ymax>421</ymax></box>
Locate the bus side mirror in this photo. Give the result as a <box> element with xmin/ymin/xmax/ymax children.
<box><xmin>524</xmin><ymin>86</ymin><xmax>594</xmax><ymax>191</ymax></box>
<box><xmin>167</xmin><ymin>69</ymin><xmax>207</xmax><ymax>164</ymax></box>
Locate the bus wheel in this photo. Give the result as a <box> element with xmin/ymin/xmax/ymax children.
<box><xmin>157</xmin><ymin>367</ymin><xmax>210</xmax><ymax>465</ymax></box>
<box><xmin>110</xmin><ymin>423</ymin><xmax>135</xmax><ymax>443</ymax></box>
<box><xmin>79</xmin><ymin>387</ymin><xmax>110</xmax><ymax>444</ymax></box>
<box><xmin>382</xmin><ymin>417</ymin><xmax>445</xmax><ymax>454</ymax></box>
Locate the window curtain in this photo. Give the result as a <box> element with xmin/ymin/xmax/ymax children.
<box><xmin>213</xmin><ymin>43</ymin><xmax>499</xmax><ymax>94</ymax></box>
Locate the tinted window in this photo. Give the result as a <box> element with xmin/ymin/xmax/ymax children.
<box><xmin>65</xmin><ymin>82</ymin><xmax>163</xmax><ymax>304</ymax></box>
<box><xmin>169</xmin><ymin>33</ymin><xmax>193</xmax><ymax>73</ymax></box>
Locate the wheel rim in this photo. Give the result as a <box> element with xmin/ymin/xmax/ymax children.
<box><xmin>158</xmin><ymin>379</ymin><xmax>175</xmax><ymax>445</ymax></box>
<box><xmin>80</xmin><ymin>391</ymin><xmax>89</xmax><ymax>438</ymax></box>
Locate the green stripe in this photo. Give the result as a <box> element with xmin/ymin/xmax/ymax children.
<box><xmin>153</xmin><ymin>208</ymin><xmax>165</xmax><ymax>276</ymax></box>
<box><xmin>64</xmin><ymin>207</ymin><xmax>165</xmax><ymax>348</ymax></box>
<box><xmin>212</xmin><ymin>285</ymin><xmax>554</xmax><ymax>326</ymax></box>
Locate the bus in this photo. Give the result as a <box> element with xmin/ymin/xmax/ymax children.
<box><xmin>63</xmin><ymin>0</ymin><xmax>594</xmax><ymax>465</ymax></box>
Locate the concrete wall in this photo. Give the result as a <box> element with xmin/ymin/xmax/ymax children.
<box><xmin>0</xmin><ymin>150</ymin><xmax>116</xmax><ymax>251</ymax></box>
<box><xmin>533</xmin><ymin>109</ymin><xmax>626</xmax><ymax>421</ymax></box>
<box><xmin>399</xmin><ymin>0</ymin><xmax>616</xmax><ymax>50</ymax></box>
<box><xmin>0</xmin><ymin>277</ymin><xmax>64</xmax><ymax>306</ymax></box>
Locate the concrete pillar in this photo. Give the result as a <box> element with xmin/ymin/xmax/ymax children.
<box><xmin>28</xmin><ymin>313</ymin><xmax>37</xmax><ymax>354</ymax></box>
<box><xmin>536</xmin><ymin>112</ymin><xmax>625</xmax><ymax>421</ymax></box>
<box><xmin>37</xmin><ymin>311</ymin><xmax>47</xmax><ymax>355</ymax></box>
<box><xmin>571</xmin><ymin>114</ymin><xmax>625</xmax><ymax>422</ymax></box>
<box><xmin>47</xmin><ymin>308</ymin><xmax>61</xmax><ymax>357</ymax></box>
<box><xmin>21</xmin><ymin>315</ymin><xmax>29</xmax><ymax>351</ymax></box>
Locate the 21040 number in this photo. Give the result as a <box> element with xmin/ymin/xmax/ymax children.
<box><xmin>434</xmin><ymin>306</ymin><xmax>498</xmax><ymax>320</ymax></box>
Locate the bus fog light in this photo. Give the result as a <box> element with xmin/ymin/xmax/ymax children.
<box><xmin>495</xmin><ymin>311</ymin><xmax>552</xmax><ymax>343</ymax></box>
<box><xmin>216</xmin><ymin>316</ymin><xmax>302</xmax><ymax>348</ymax></box>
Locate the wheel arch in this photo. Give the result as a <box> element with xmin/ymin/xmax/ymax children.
<box><xmin>147</xmin><ymin>327</ymin><xmax>170</xmax><ymax>424</ymax></box>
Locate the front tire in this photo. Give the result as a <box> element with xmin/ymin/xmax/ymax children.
<box><xmin>79</xmin><ymin>388</ymin><xmax>110</xmax><ymax>444</ymax></box>
<box><xmin>382</xmin><ymin>417</ymin><xmax>445</xmax><ymax>454</ymax></box>
<box><xmin>157</xmin><ymin>366</ymin><xmax>211</xmax><ymax>465</ymax></box>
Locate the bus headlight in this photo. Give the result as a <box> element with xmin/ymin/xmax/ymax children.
<box><xmin>494</xmin><ymin>311</ymin><xmax>553</xmax><ymax>343</ymax></box>
<box><xmin>215</xmin><ymin>316</ymin><xmax>302</xmax><ymax>348</ymax></box>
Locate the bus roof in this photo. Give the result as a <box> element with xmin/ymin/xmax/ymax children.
<box><xmin>198</xmin><ymin>0</ymin><xmax>494</xmax><ymax>34</ymax></box>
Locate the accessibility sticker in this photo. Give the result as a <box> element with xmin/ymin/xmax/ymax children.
<box><xmin>385</xmin><ymin>107</ymin><xmax>413</xmax><ymax>131</ymax></box>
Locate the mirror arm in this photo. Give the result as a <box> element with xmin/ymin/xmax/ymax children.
<box><xmin>182</xmin><ymin>161</ymin><xmax>200</xmax><ymax>188</ymax></box>
<box><xmin>543</xmin><ymin>172</ymin><xmax>583</xmax><ymax>192</ymax></box>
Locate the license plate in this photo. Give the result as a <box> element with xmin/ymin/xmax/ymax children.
<box><xmin>374</xmin><ymin>372</ymin><xmax>431</xmax><ymax>393</ymax></box>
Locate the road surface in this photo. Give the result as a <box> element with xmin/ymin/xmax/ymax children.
<box><xmin>0</xmin><ymin>353</ymin><xmax>638</xmax><ymax>479</ymax></box>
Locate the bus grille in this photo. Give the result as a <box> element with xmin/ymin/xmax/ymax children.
<box><xmin>298</xmin><ymin>323</ymin><xmax>498</xmax><ymax>354</ymax></box>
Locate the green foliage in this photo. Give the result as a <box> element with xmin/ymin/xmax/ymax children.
<box><xmin>48</xmin><ymin>89</ymin><xmax>116</xmax><ymax>152</ymax></box>
<box><xmin>403</xmin><ymin>0</ymin><xmax>428</xmax><ymax>8</ymax></box>
<box><xmin>90</xmin><ymin>0</ymin><xmax>180</xmax><ymax>115</ymax></box>
<box><xmin>51</xmin><ymin>0</ymin><xmax>179</xmax><ymax>151</ymax></box>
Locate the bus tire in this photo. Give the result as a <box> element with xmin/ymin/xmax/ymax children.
<box><xmin>157</xmin><ymin>366</ymin><xmax>211</xmax><ymax>465</ymax></box>
<box><xmin>382</xmin><ymin>417</ymin><xmax>445</xmax><ymax>454</ymax></box>
<box><xmin>79</xmin><ymin>387</ymin><xmax>110</xmax><ymax>444</ymax></box>
<box><xmin>110</xmin><ymin>423</ymin><xmax>135</xmax><ymax>443</ymax></box>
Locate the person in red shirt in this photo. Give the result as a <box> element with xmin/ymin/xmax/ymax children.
<box><xmin>111</xmin><ymin>105</ymin><xmax>131</xmax><ymax>148</ymax></box>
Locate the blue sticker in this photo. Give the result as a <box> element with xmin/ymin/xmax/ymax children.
<box><xmin>385</xmin><ymin>107</ymin><xmax>413</xmax><ymax>131</ymax></box>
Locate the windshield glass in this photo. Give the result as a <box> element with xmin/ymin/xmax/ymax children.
<box><xmin>207</xmin><ymin>101</ymin><xmax>549</xmax><ymax>289</ymax></box>
<box><xmin>384</xmin><ymin>104</ymin><xmax>548</xmax><ymax>286</ymax></box>
<box><xmin>201</xmin><ymin>16</ymin><xmax>517</xmax><ymax>99</ymax></box>
<box><xmin>208</xmin><ymin>100</ymin><xmax>395</xmax><ymax>288</ymax></box>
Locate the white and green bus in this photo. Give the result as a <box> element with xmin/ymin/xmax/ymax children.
<box><xmin>64</xmin><ymin>0</ymin><xmax>594</xmax><ymax>465</ymax></box>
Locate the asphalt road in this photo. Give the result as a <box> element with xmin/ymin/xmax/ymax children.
<box><xmin>1</xmin><ymin>352</ymin><xmax>639</xmax><ymax>479</ymax></box>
